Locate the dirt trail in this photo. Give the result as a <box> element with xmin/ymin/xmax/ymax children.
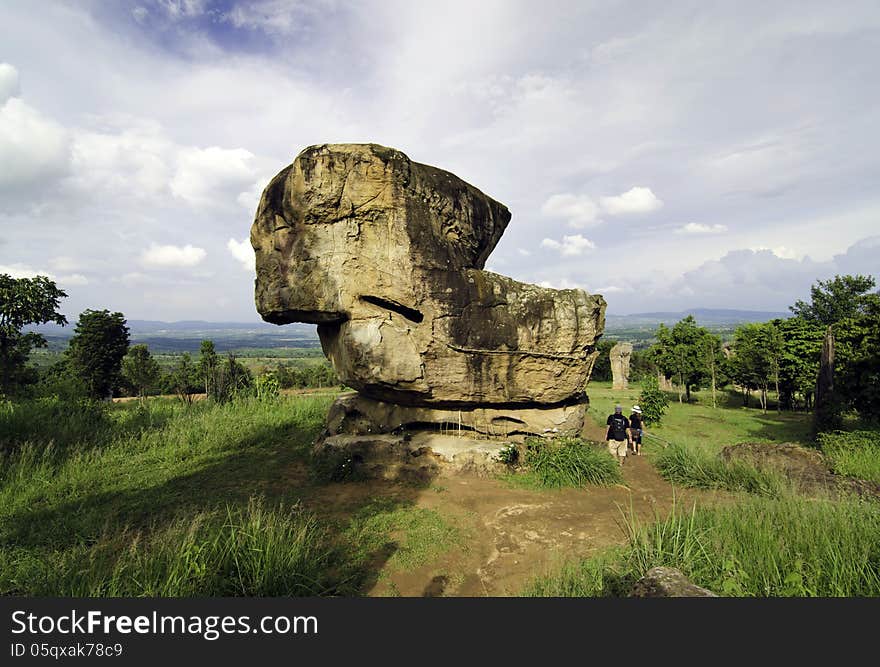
<box><xmin>308</xmin><ymin>446</ymin><xmax>728</xmax><ymax>597</ymax></box>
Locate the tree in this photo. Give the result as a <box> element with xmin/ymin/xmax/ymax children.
<box><xmin>590</xmin><ymin>339</ymin><xmax>615</xmax><ymax>382</ymax></box>
<box><xmin>730</xmin><ymin>322</ymin><xmax>783</xmax><ymax>413</ymax></box>
<box><xmin>790</xmin><ymin>274</ymin><xmax>879</xmax><ymax>326</ymax></box>
<box><xmin>197</xmin><ymin>339</ymin><xmax>219</xmax><ymax>396</ymax></box>
<box><xmin>211</xmin><ymin>353</ymin><xmax>252</xmax><ymax>403</ymax></box>
<box><xmin>833</xmin><ymin>300</ymin><xmax>880</xmax><ymax>422</ymax></box>
<box><xmin>637</xmin><ymin>375</ymin><xmax>669</xmax><ymax>425</ymax></box>
<box><xmin>0</xmin><ymin>274</ymin><xmax>68</xmax><ymax>395</ymax></box>
<box><xmin>776</xmin><ymin>316</ymin><xmax>824</xmax><ymax>411</ymax></box>
<box><xmin>698</xmin><ymin>331</ymin><xmax>724</xmax><ymax>409</ymax></box>
<box><xmin>122</xmin><ymin>344</ymin><xmax>161</xmax><ymax>401</ymax></box>
<box><xmin>651</xmin><ymin>316</ymin><xmax>709</xmax><ymax>402</ymax></box>
<box><xmin>170</xmin><ymin>353</ymin><xmax>198</xmax><ymax>404</ymax></box>
<box><xmin>66</xmin><ymin>309</ymin><xmax>130</xmax><ymax>399</ymax></box>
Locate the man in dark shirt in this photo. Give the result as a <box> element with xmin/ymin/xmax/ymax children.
<box><xmin>605</xmin><ymin>404</ymin><xmax>630</xmax><ymax>466</ymax></box>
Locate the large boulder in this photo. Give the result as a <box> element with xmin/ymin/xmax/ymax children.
<box><xmin>251</xmin><ymin>144</ymin><xmax>605</xmax><ymax>410</ymax></box>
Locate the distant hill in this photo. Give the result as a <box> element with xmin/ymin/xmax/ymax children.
<box><xmin>606</xmin><ymin>307</ymin><xmax>789</xmax><ymax>330</ymax></box>
<box><xmin>26</xmin><ymin>319</ymin><xmax>320</xmax><ymax>353</ymax></box>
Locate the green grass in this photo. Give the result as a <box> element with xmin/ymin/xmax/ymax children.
<box><xmin>0</xmin><ymin>393</ymin><xmax>366</xmax><ymax>596</ymax></box>
<box><xmin>524</xmin><ymin>494</ymin><xmax>880</xmax><ymax>597</ymax></box>
<box><xmin>819</xmin><ymin>431</ymin><xmax>880</xmax><ymax>484</ymax></box>
<box><xmin>502</xmin><ymin>437</ymin><xmax>622</xmax><ymax>489</ymax></box>
<box><xmin>586</xmin><ymin>381</ymin><xmax>813</xmax><ymax>453</ymax></box>
<box><xmin>653</xmin><ymin>442</ymin><xmax>786</xmax><ymax>497</ymax></box>
<box><xmin>345</xmin><ymin>499</ymin><xmax>466</xmax><ymax>572</ymax></box>
<box><xmin>2</xmin><ymin>498</ymin><xmax>348</xmax><ymax>596</ymax></box>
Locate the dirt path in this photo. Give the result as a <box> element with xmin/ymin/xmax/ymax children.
<box><xmin>307</xmin><ymin>447</ymin><xmax>728</xmax><ymax>597</ymax></box>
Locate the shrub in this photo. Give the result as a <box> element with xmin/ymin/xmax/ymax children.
<box><xmin>637</xmin><ymin>375</ymin><xmax>669</xmax><ymax>425</ymax></box>
<box><xmin>508</xmin><ymin>437</ymin><xmax>622</xmax><ymax>489</ymax></box>
<box><xmin>818</xmin><ymin>430</ymin><xmax>880</xmax><ymax>484</ymax></box>
<box><xmin>654</xmin><ymin>442</ymin><xmax>785</xmax><ymax>497</ymax></box>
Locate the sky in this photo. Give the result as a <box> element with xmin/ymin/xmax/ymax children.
<box><xmin>1</xmin><ymin>0</ymin><xmax>878</xmax><ymax>321</ymax></box>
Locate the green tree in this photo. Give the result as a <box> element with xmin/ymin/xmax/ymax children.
<box><xmin>776</xmin><ymin>317</ymin><xmax>824</xmax><ymax>411</ymax></box>
<box><xmin>590</xmin><ymin>339</ymin><xmax>615</xmax><ymax>382</ymax></box>
<box><xmin>730</xmin><ymin>321</ymin><xmax>783</xmax><ymax>413</ymax></box>
<box><xmin>197</xmin><ymin>339</ymin><xmax>219</xmax><ymax>396</ymax></box>
<box><xmin>637</xmin><ymin>375</ymin><xmax>669</xmax><ymax>425</ymax></box>
<box><xmin>66</xmin><ymin>309</ymin><xmax>130</xmax><ymax>399</ymax></box>
<box><xmin>651</xmin><ymin>316</ymin><xmax>709</xmax><ymax>402</ymax></box>
<box><xmin>170</xmin><ymin>353</ymin><xmax>198</xmax><ymax>404</ymax></box>
<box><xmin>834</xmin><ymin>301</ymin><xmax>880</xmax><ymax>422</ymax></box>
<box><xmin>790</xmin><ymin>274</ymin><xmax>879</xmax><ymax>326</ymax></box>
<box><xmin>121</xmin><ymin>344</ymin><xmax>161</xmax><ymax>400</ymax></box>
<box><xmin>698</xmin><ymin>331</ymin><xmax>725</xmax><ymax>409</ymax></box>
<box><xmin>0</xmin><ymin>274</ymin><xmax>68</xmax><ymax>395</ymax></box>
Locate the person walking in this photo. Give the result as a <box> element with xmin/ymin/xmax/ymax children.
<box><xmin>629</xmin><ymin>405</ymin><xmax>645</xmax><ymax>456</ymax></box>
<box><xmin>605</xmin><ymin>404</ymin><xmax>630</xmax><ymax>466</ymax></box>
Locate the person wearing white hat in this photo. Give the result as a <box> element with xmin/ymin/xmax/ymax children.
<box><xmin>629</xmin><ymin>405</ymin><xmax>644</xmax><ymax>456</ymax></box>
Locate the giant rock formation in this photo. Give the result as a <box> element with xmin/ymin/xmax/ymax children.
<box><xmin>251</xmin><ymin>144</ymin><xmax>606</xmax><ymax>476</ymax></box>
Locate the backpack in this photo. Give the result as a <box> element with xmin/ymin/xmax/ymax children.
<box><xmin>609</xmin><ymin>414</ymin><xmax>628</xmax><ymax>440</ymax></box>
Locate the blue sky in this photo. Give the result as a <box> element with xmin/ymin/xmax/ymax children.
<box><xmin>1</xmin><ymin>0</ymin><xmax>879</xmax><ymax>321</ymax></box>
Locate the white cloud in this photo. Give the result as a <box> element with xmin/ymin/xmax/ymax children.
<box><xmin>600</xmin><ymin>187</ymin><xmax>663</xmax><ymax>215</ymax></box>
<box><xmin>158</xmin><ymin>0</ymin><xmax>206</xmax><ymax>20</ymax></box>
<box><xmin>676</xmin><ymin>223</ymin><xmax>728</xmax><ymax>235</ymax></box>
<box><xmin>541</xmin><ymin>234</ymin><xmax>595</xmax><ymax>256</ymax></box>
<box><xmin>0</xmin><ymin>263</ymin><xmax>88</xmax><ymax>286</ymax></box>
<box><xmin>541</xmin><ymin>193</ymin><xmax>600</xmax><ymax>228</ymax></box>
<box><xmin>132</xmin><ymin>7</ymin><xmax>148</xmax><ymax>23</ymax></box>
<box><xmin>236</xmin><ymin>179</ymin><xmax>266</xmax><ymax>212</ymax></box>
<box><xmin>227</xmin><ymin>237</ymin><xmax>255</xmax><ymax>271</ymax></box>
<box><xmin>69</xmin><ymin>120</ymin><xmax>172</xmax><ymax>199</ymax></box>
<box><xmin>0</xmin><ymin>63</ymin><xmax>20</xmax><ymax>104</ymax></box>
<box><xmin>224</xmin><ymin>0</ymin><xmax>318</xmax><ymax>34</ymax></box>
<box><xmin>141</xmin><ymin>243</ymin><xmax>206</xmax><ymax>268</ymax></box>
<box><xmin>0</xmin><ymin>263</ymin><xmax>47</xmax><ymax>279</ymax></box>
<box><xmin>751</xmin><ymin>245</ymin><xmax>801</xmax><ymax>260</ymax></box>
<box><xmin>0</xmin><ymin>98</ymin><xmax>69</xmax><ymax>193</ymax></box>
<box><xmin>171</xmin><ymin>146</ymin><xmax>257</xmax><ymax>208</ymax></box>
<box><xmin>517</xmin><ymin>248</ymin><xmax>531</xmax><ymax>256</ymax></box>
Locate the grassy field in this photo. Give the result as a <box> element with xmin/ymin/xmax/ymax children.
<box><xmin>587</xmin><ymin>380</ymin><xmax>814</xmax><ymax>451</ymax></box>
<box><xmin>524</xmin><ymin>494</ymin><xmax>880</xmax><ymax>597</ymax></box>
<box><xmin>0</xmin><ymin>394</ymin><xmax>461</xmax><ymax>596</ymax></box>
<box><xmin>3</xmin><ymin>382</ymin><xmax>878</xmax><ymax>597</ymax></box>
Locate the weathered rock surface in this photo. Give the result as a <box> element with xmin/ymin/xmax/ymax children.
<box><xmin>326</xmin><ymin>391</ymin><xmax>586</xmax><ymax>441</ymax></box>
<box><xmin>320</xmin><ymin>432</ymin><xmax>508</xmax><ymax>482</ymax></box>
<box><xmin>721</xmin><ymin>442</ymin><xmax>880</xmax><ymax>498</ymax></box>
<box><xmin>251</xmin><ymin>143</ymin><xmax>605</xmax><ymax>409</ymax></box>
<box><xmin>610</xmin><ymin>342</ymin><xmax>632</xmax><ymax>390</ymax></box>
<box><xmin>630</xmin><ymin>567</ymin><xmax>717</xmax><ymax>598</ymax></box>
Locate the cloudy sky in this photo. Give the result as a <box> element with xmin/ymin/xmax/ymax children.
<box><xmin>1</xmin><ymin>0</ymin><xmax>878</xmax><ymax>321</ymax></box>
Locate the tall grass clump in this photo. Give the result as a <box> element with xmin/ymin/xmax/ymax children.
<box><xmin>654</xmin><ymin>441</ymin><xmax>785</xmax><ymax>496</ymax></box>
<box><xmin>525</xmin><ymin>495</ymin><xmax>880</xmax><ymax>597</ymax></box>
<box><xmin>504</xmin><ymin>437</ymin><xmax>622</xmax><ymax>489</ymax></box>
<box><xmin>3</xmin><ymin>498</ymin><xmax>351</xmax><ymax>597</ymax></box>
<box><xmin>819</xmin><ymin>430</ymin><xmax>880</xmax><ymax>484</ymax></box>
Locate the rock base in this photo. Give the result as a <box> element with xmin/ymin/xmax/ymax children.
<box><xmin>325</xmin><ymin>392</ymin><xmax>586</xmax><ymax>441</ymax></box>
<box><xmin>630</xmin><ymin>567</ymin><xmax>717</xmax><ymax>598</ymax></box>
<box><xmin>316</xmin><ymin>432</ymin><xmax>509</xmax><ymax>483</ymax></box>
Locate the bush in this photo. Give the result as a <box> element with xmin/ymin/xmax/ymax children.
<box><xmin>818</xmin><ymin>430</ymin><xmax>880</xmax><ymax>484</ymax></box>
<box><xmin>654</xmin><ymin>442</ymin><xmax>785</xmax><ymax>497</ymax></box>
<box><xmin>638</xmin><ymin>375</ymin><xmax>669</xmax><ymax>425</ymax></box>
<box><xmin>507</xmin><ymin>437</ymin><xmax>622</xmax><ymax>489</ymax></box>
